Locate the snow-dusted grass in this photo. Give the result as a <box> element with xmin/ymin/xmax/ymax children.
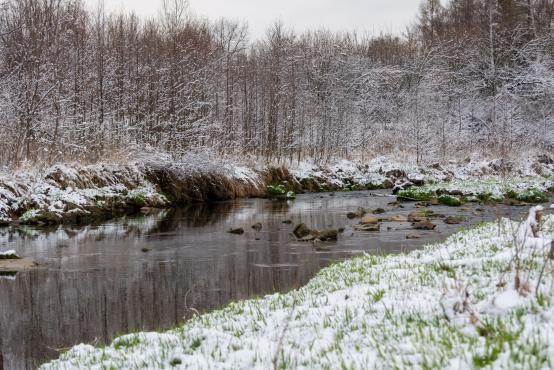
<box><xmin>42</xmin><ymin>210</ymin><xmax>554</xmax><ymax>369</ymax></box>
<box><xmin>399</xmin><ymin>177</ymin><xmax>553</xmax><ymax>204</ymax></box>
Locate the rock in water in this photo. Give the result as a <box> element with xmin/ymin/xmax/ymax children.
<box><xmin>408</xmin><ymin>211</ymin><xmax>427</xmax><ymax>223</ymax></box>
<box><xmin>347</xmin><ymin>207</ymin><xmax>367</xmax><ymax>219</ymax></box>
<box><xmin>293</xmin><ymin>223</ymin><xmax>311</xmax><ymax>238</ymax></box>
<box><xmin>353</xmin><ymin>223</ymin><xmax>381</xmax><ymax>232</ymax></box>
<box><xmin>317</xmin><ymin>229</ymin><xmax>338</xmax><ymax>242</ymax></box>
<box><xmin>445</xmin><ymin>216</ymin><xmax>465</xmax><ymax>225</ymax></box>
<box><xmin>251</xmin><ymin>223</ymin><xmax>262</xmax><ymax>231</ymax></box>
<box><xmin>228</xmin><ymin>228</ymin><xmax>245</xmax><ymax>235</ymax></box>
<box><xmin>413</xmin><ymin>221</ymin><xmax>437</xmax><ymax>230</ymax></box>
<box><xmin>360</xmin><ymin>215</ymin><xmax>380</xmax><ymax>225</ymax></box>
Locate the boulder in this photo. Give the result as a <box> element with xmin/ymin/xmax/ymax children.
<box><xmin>228</xmin><ymin>228</ymin><xmax>245</xmax><ymax>235</ymax></box>
<box><xmin>392</xmin><ymin>181</ymin><xmax>414</xmax><ymax>195</ymax></box>
<box><xmin>413</xmin><ymin>220</ymin><xmax>437</xmax><ymax>230</ymax></box>
<box><xmin>293</xmin><ymin>223</ymin><xmax>311</xmax><ymax>238</ymax></box>
<box><xmin>360</xmin><ymin>215</ymin><xmax>380</xmax><ymax>225</ymax></box>
<box><xmin>315</xmin><ymin>229</ymin><xmax>338</xmax><ymax>242</ymax></box>
<box><xmin>347</xmin><ymin>207</ymin><xmax>367</xmax><ymax>219</ymax></box>
<box><xmin>354</xmin><ymin>223</ymin><xmax>381</xmax><ymax>232</ymax></box>
<box><xmin>407</xmin><ymin>173</ymin><xmax>425</xmax><ymax>186</ymax></box>
<box><xmin>408</xmin><ymin>211</ymin><xmax>427</xmax><ymax>223</ymax></box>
<box><xmin>388</xmin><ymin>214</ymin><xmax>408</xmax><ymax>222</ymax></box>
<box><xmin>385</xmin><ymin>169</ymin><xmax>407</xmax><ymax>181</ymax></box>
<box><xmin>445</xmin><ymin>216</ymin><xmax>465</xmax><ymax>225</ymax></box>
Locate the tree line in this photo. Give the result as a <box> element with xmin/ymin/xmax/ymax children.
<box><xmin>0</xmin><ymin>0</ymin><xmax>553</xmax><ymax>166</ymax></box>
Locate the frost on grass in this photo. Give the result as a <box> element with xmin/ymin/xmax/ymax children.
<box><xmin>43</xmin><ymin>211</ymin><xmax>554</xmax><ymax>369</ymax></box>
<box><xmin>399</xmin><ymin>177</ymin><xmax>553</xmax><ymax>204</ymax></box>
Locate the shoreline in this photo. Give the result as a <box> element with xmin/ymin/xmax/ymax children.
<box><xmin>1</xmin><ymin>155</ymin><xmax>553</xmax><ymax>229</ymax></box>
<box><xmin>40</xmin><ymin>209</ymin><xmax>554</xmax><ymax>369</ymax></box>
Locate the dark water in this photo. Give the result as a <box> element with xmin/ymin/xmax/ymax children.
<box><xmin>0</xmin><ymin>191</ymin><xmax>537</xmax><ymax>369</ymax></box>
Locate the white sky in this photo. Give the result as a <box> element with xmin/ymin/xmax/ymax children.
<box><xmin>83</xmin><ymin>0</ymin><xmax>422</xmax><ymax>40</ymax></box>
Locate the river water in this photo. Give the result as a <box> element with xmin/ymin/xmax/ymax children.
<box><xmin>0</xmin><ymin>191</ymin><xmax>536</xmax><ymax>369</ymax></box>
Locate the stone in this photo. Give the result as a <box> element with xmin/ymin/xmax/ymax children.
<box><xmin>282</xmin><ymin>219</ymin><xmax>293</xmax><ymax>224</ymax></box>
<box><xmin>445</xmin><ymin>216</ymin><xmax>465</xmax><ymax>225</ymax></box>
<box><xmin>372</xmin><ymin>208</ymin><xmax>386</xmax><ymax>214</ymax></box>
<box><xmin>228</xmin><ymin>228</ymin><xmax>245</xmax><ymax>235</ymax></box>
<box><xmin>347</xmin><ymin>207</ymin><xmax>367</xmax><ymax>219</ymax></box>
<box><xmin>360</xmin><ymin>215</ymin><xmax>380</xmax><ymax>225</ymax></box>
<box><xmin>406</xmin><ymin>233</ymin><xmax>422</xmax><ymax>239</ymax></box>
<box><xmin>251</xmin><ymin>222</ymin><xmax>262</xmax><ymax>231</ymax></box>
<box><xmin>354</xmin><ymin>223</ymin><xmax>381</xmax><ymax>232</ymax></box>
<box><xmin>293</xmin><ymin>223</ymin><xmax>311</xmax><ymax>238</ymax></box>
<box><xmin>316</xmin><ymin>229</ymin><xmax>338</xmax><ymax>242</ymax></box>
<box><xmin>388</xmin><ymin>214</ymin><xmax>408</xmax><ymax>222</ymax></box>
<box><xmin>408</xmin><ymin>211</ymin><xmax>427</xmax><ymax>223</ymax></box>
<box><xmin>413</xmin><ymin>220</ymin><xmax>437</xmax><ymax>230</ymax></box>
<box><xmin>407</xmin><ymin>173</ymin><xmax>425</xmax><ymax>186</ymax></box>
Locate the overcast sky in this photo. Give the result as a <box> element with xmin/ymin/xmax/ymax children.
<box><xmin>83</xmin><ymin>0</ymin><xmax>421</xmax><ymax>40</ymax></box>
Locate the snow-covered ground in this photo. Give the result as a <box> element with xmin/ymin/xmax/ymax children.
<box><xmin>42</xmin><ymin>207</ymin><xmax>554</xmax><ymax>369</ymax></box>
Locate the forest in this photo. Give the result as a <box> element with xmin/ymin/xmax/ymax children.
<box><xmin>0</xmin><ymin>0</ymin><xmax>553</xmax><ymax>167</ymax></box>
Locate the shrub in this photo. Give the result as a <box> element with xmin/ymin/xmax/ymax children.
<box><xmin>438</xmin><ymin>195</ymin><xmax>462</xmax><ymax>207</ymax></box>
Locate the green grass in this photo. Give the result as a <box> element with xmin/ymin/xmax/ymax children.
<box><xmin>397</xmin><ymin>189</ymin><xmax>434</xmax><ymax>201</ymax></box>
<box><xmin>438</xmin><ymin>195</ymin><xmax>463</xmax><ymax>206</ymax></box>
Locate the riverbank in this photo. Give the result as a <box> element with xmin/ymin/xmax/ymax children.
<box><xmin>41</xmin><ymin>207</ymin><xmax>554</xmax><ymax>369</ymax></box>
<box><xmin>0</xmin><ymin>154</ymin><xmax>553</xmax><ymax>227</ymax></box>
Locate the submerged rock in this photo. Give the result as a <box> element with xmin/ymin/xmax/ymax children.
<box><xmin>360</xmin><ymin>215</ymin><xmax>380</xmax><ymax>225</ymax></box>
<box><xmin>353</xmin><ymin>223</ymin><xmax>381</xmax><ymax>232</ymax></box>
<box><xmin>387</xmin><ymin>214</ymin><xmax>408</xmax><ymax>222</ymax></box>
<box><xmin>347</xmin><ymin>207</ymin><xmax>367</xmax><ymax>219</ymax></box>
<box><xmin>251</xmin><ymin>223</ymin><xmax>263</xmax><ymax>231</ymax></box>
<box><xmin>413</xmin><ymin>220</ymin><xmax>437</xmax><ymax>230</ymax></box>
<box><xmin>228</xmin><ymin>228</ymin><xmax>245</xmax><ymax>235</ymax></box>
<box><xmin>406</xmin><ymin>233</ymin><xmax>422</xmax><ymax>239</ymax></box>
<box><xmin>408</xmin><ymin>211</ymin><xmax>427</xmax><ymax>223</ymax></box>
<box><xmin>445</xmin><ymin>216</ymin><xmax>466</xmax><ymax>225</ymax></box>
<box><xmin>298</xmin><ymin>228</ymin><xmax>339</xmax><ymax>242</ymax></box>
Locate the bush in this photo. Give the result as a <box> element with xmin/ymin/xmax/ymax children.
<box><xmin>515</xmin><ymin>189</ymin><xmax>548</xmax><ymax>203</ymax></box>
<box><xmin>267</xmin><ymin>184</ymin><xmax>287</xmax><ymax>196</ymax></box>
<box><xmin>438</xmin><ymin>195</ymin><xmax>462</xmax><ymax>207</ymax></box>
<box><xmin>267</xmin><ymin>184</ymin><xmax>296</xmax><ymax>199</ymax></box>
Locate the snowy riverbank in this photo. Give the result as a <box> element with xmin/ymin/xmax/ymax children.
<box><xmin>41</xmin><ymin>207</ymin><xmax>554</xmax><ymax>369</ymax></box>
<box><xmin>0</xmin><ymin>154</ymin><xmax>553</xmax><ymax>226</ymax></box>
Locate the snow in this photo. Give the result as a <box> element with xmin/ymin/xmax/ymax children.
<box><xmin>41</xmin><ymin>210</ymin><xmax>554</xmax><ymax>369</ymax></box>
<box><xmin>0</xmin><ymin>249</ymin><xmax>17</xmax><ymax>257</ymax></box>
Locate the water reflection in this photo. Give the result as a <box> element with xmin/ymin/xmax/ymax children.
<box><xmin>0</xmin><ymin>192</ymin><xmax>540</xmax><ymax>369</ymax></box>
